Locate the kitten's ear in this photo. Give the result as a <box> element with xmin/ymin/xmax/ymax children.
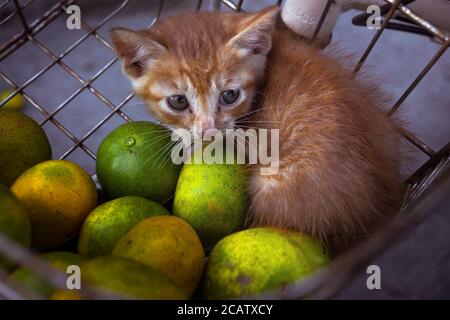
<box><xmin>228</xmin><ymin>6</ymin><xmax>279</xmax><ymax>57</ymax></box>
<box><xmin>110</xmin><ymin>28</ymin><xmax>166</xmax><ymax>78</ymax></box>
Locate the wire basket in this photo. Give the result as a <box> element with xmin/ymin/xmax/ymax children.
<box><xmin>0</xmin><ymin>0</ymin><xmax>449</xmax><ymax>299</ymax></box>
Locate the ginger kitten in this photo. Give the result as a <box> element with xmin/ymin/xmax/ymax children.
<box><xmin>110</xmin><ymin>7</ymin><xmax>405</xmax><ymax>250</ymax></box>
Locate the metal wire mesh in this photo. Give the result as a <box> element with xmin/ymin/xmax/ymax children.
<box><xmin>0</xmin><ymin>0</ymin><xmax>448</xmax><ymax>299</ymax></box>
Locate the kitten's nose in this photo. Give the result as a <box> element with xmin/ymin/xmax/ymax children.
<box><xmin>194</xmin><ymin>118</ymin><xmax>215</xmax><ymax>136</ymax></box>
<box><xmin>202</xmin><ymin>120</ymin><xmax>215</xmax><ymax>134</ymax></box>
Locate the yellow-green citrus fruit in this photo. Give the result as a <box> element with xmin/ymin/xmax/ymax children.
<box><xmin>0</xmin><ymin>109</ymin><xmax>51</xmax><ymax>187</ymax></box>
<box><xmin>9</xmin><ymin>251</ymin><xmax>85</xmax><ymax>299</ymax></box>
<box><xmin>0</xmin><ymin>90</ymin><xmax>25</xmax><ymax>110</ymax></box>
<box><xmin>203</xmin><ymin>228</ymin><xmax>330</xmax><ymax>299</ymax></box>
<box><xmin>78</xmin><ymin>196</ymin><xmax>169</xmax><ymax>258</ymax></box>
<box><xmin>96</xmin><ymin>122</ymin><xmax>182</xmax><ymax>203</ymax></box>
<box><xmin>77</xmin><ymin>256</ymin><xmax>187</xmax><ymax>300</ymax></box>
<box><xmin>0</xmin><ymin>184</ymin><xmax>31</xmax><ymax>269</ymax></box>
<box><xmin>173</xmin><ymin>162</ymin><xmax>247</xmax><ymax>249</ymax></box>
<box><xmin>10</xmin><ymin>160</ymin><xmax>98</xmax><ymax>248</ymax></box>
<box><xmin>112</xmin><ymin>216</ymin><xmax>205</xmax><ymax>295</ymax></box>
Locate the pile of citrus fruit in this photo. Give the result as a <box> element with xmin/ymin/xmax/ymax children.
<box><xmin>0</xmin><ymin>108</ymin><xmax>330</xmax><ymax>300</ymax></box>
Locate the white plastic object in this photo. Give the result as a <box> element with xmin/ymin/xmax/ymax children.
<box><xmin>281</xmin><ymin>0</ymin><xmax>450</xmax><ymax>40</ymax></box>
<box><xmin>281</xmin><ymin>0</ymin><xmax>343</xmax><ymax>41</ymax></box>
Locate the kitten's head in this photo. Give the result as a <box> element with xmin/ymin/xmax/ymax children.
<box><xmin>111</xmin><ymin>7</ymin><xmax>279</xmax><ymax>137</ymax></box>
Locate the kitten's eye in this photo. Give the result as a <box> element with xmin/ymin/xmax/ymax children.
<box><xmin>219</xmin><ymin>89</ymin><xmax>240</xmax><ymax>105</ymax></box>
<box><xmin>167</xmin><ymin>95</ymin><xmax>189</xmax><ymax>111</ymax></box>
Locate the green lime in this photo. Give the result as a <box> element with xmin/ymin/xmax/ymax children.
<box><xmin>96</xmin><ymin>122</ymin><xmax>181</xmax><ymax>203</ymax></box>
<box><xmin>77</xmin><ymin>256</ymin><xmax>187</xmax><ymax>299</ymax></box>
<box><xmin>203</xmin><ymin>228</ymin><xmax>330</xmax><ymax>299</ymax></box>
<box><xmin>173</xmin><ymin>161</ymin><xmax>247</xmax><ymax>249</ymax></box>
<box><xmin>112</xmin><ymin>216</ymin><xmax>205</xmax><ymax>296</ymax></box>
<box><xmin>0</xmin><ymin>184</ymin><xmax>31</xmax><ymax>270</ymax></box>
<box><xmin>78</xmin><ymin>196</ymin><xmax>169</xmax><ymax>257</ymax></box>
<box><xmin>0</xmin><ymin>110</ymin><xmax>51</xmax><ymax>187</ymax></box>
<box><xmin>0</xmin><ymin>90</ymin><xmax>25</xmax><ymax>110</ymax></box>
<box><xmin>11</xmin><ymin>160</ymin><xmax>98</xmax><ymax>248</ymax></box>
<box><xmin>9</xmin><ymin>251</ymin><xmax>85</xmax><ymax>299</ymax></box>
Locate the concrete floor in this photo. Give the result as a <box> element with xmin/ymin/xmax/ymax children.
<box><xmin>1</xmin><ymin>0</ymin><xmax>449</xmax><ymax>299</ymax></box>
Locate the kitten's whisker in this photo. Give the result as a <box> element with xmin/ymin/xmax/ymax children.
<box><xmin>136</xmin><ymin>135</ymin><xmax>172</xmax><ymax>147</ymax></box>
<box><xmin>135</xmin><ymin>129</ymin><xmax>175</xmax><ymax>135</ymax></box>
<box><xmin>135</xmin><ymin>132</ymin><xmax>173</xmax><ymax>140</ymax></box>
<box><xmin>234</xmin><ymin>131</ymin><xmax>258</xmax><ymax>155</ymax></box>
<box><xmin>137</xmin><ymin>134</ymin><xmax>174</xmax><ymax>158</ymax></box>
<box><xmin>135</xmin><ymin>134</ymin><xmax>173</xmax><ymax>143</ymax></box>
<box><xmin>151</xmin><ymin>141</ymin><xmax>177</xmax><ymax>178</ymax></box>
<box><xmin>239</xmin><ymin>135</ymin><xmax>258</xmax><ymax>154</ymax></box>
<box><xmin>234</xmin><ymin>125</ymin><xmax>268</xmax><ymax>130</ymax></box>
<box><xmin>134</xmin><ymin>130</ymin><xmax>172</xmax><ymax>138</ymax></box>
<box><xmin>237</xmin><ymin>108</ymin><xmax>265</xmax><ymax>118</ymax></box>
<box><xmin>139</xmin><ymin>141</ymin><xmax>171</xmax><ymax>167</ymax></box>
<box><xmin>139</xmin><ymin>140</ymin><xmax>176</xmax><ymax>172</ymax></box>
